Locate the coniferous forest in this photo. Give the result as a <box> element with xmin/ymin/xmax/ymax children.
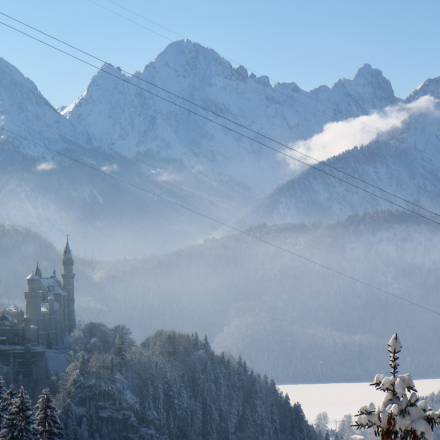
<box><xmin>0</xmin><ymin>381</ymin><xmax>63</xmax><ymax>440</ymax></box>
<box><xmin>0</xmin><ymin>323</ymin><xmax>319</xmax><ymax>440</ymax></box>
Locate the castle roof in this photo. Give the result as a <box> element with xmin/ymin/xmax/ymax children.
<box><xmin>64</xmin><ymin>238</ymin><xmax>71</xmax><ymax>255</ymax></box>
<box><xmin>0</xmin><ymin>311</ymin><xmax>17</xmax><ymax>326</ymax></box>
<box><xmin>27</xmin><ymin>274</ymin><xmax>66</xmax><ymax>296</ymax></box>
<box><xmin>26</xmin><ymin>262</ymin><xmax>42</xmax><ymax>280</ymax></box>
<box><xmin>40</xmin><ymin>277</ymin><xmax>66</xmax><ymax>296</ymax></box>
<box><xmin>35</xmin><ymin>263</ymin><xmax>42</xmax><ymax>278</ymax></box>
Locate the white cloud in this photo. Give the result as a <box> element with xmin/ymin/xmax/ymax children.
<box><xmin>35</xmin><ymin>161</ymin><xmax>57</xmax><ymax>172</ymax></box>
<box><xmin>284</xmin><ymin>95</ymin><xmax>438</xmax><ymax>168</ymax></box>
<box><xmin>100</xmin><ymin>163</ymin><xmax>118</xmax><ymax>174</ymax></box>
<box><xmin>157</xmin><ymin>171</ymin><xmax>180</xmax><ymax>183</ymax></box>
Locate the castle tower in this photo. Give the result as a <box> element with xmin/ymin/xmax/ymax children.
<box><xmin>62</xmin><ymin>237</ymin><xmax>76</xmax><ymax>334</ymax></box>
<box><xmin>25</xmin><ymin>263</ymin><xmax>43</xmax><ymax>342</ymax></box>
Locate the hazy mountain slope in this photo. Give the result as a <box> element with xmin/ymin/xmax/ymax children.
<box><xmin>0</xmin><ymin>56</ymin><xmax>234</xmax><ymax>257</ymax></box>
<box><xmin>0</xmin><ymin>57</ymin><xmax>85</xmax><ymax>157</ymax></box>
<box><xmin>0</xmin><ymin>143</ymin><xmax>228</xmax><ymax>258</ymax></box>
<box><xmin>88</xmin><ymin>212</ymin><xmax>440</xmax><ymax>383</ymax></box>
<box><xmin>246</xmin><ymin>102</ymin><xmax>440</xmax><ymax>226</ymax></box>
<box><xmin>101</xmin><ymin>215</ymin><xmax>440</xmax><ymax>382</ymax></box>
<box><xmin>3</xmin><ymin>213</ymin><xmax>440</xmax><ymax>383</ymax></box>
<box><xmin>64</xmin><ymin>41</ymin><xmax>397</xmax><ymax>197</ymax></box>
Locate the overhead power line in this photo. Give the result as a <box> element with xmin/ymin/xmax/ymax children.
<box><xmin>98</xmin><ymin>0</ymin><xmax>184</xmax><ymax>39</ymax></box>
<box><xmin>0</xmin><ymin>12</ymin><xmax>439</xmax><ymax>227</ymax></box>
<box><xmin>3</xmin><ymin>126</ymin><xmax>440</xmax><ymax>319</ymax></box>
<box><xmin>87</xmin><ymin>0</ymin><xmax>173</xmax><ymax>42</ymax></box>
<box><xmin>87</xmin><ymin>0</ymin><xmax>271</xmax><ymax>80</ymax></box>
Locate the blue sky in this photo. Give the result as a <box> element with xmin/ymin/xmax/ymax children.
<box><xmin>0</xmin><ymin>0</ymin><xmax>439</xmax><ymax>107</ymax></box>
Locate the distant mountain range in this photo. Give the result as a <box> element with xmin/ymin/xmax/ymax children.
<box><xmin>4</xmin><ymin>39</ymin><xmax>437</xmax><ymax>257</ymax></box>
<box><xmin>62</xmin><ymin>42</ymin><xmax>397</xmax><ymax>196</ymax></box>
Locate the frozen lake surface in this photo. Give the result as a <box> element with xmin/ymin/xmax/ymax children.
<box><xmin>279</xmin><ymin>378</ymin><xmax>440</xmax><ymax>427</ymax></box>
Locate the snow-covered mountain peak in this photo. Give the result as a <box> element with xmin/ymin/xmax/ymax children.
<box><xmin>0</xmin><ymin>57</ymin><xmax>38</xmax><ymax>91</ymax></box>
<box><xmin>0</xmin><ymin>56</ymin><xmax>54</xmax><ymax>114</ymax></box>
<box><xmin>81</xmin><ymin>63</ymin><xmax>128</xmax><ymax>95</ymax></box>
<box><xmin>332</xmin><ymin>63</ymin><xmax>397</xmax><ymax>110</ymax></box>
<box><xmin>407</xmin><ymin>76</ymin><xmax>440</xmax><ymax>101</ymax></box>
<box><xmin>0</xmin><ymin>57</ymin><xmax>82</xmax><ymax>157</ymax></box>
<box><xmin>144</xmin><ymin>40</ymin><xmax>276</xmax><ymax>88</ymax></box>
<box><xmin>62</xmin><ymin>63</ymin><xmax>132</xmax><ymax>117</ymax></box>
<box><xmin>60</xmin><ymin>62</ymin><xmax>142</xmax><ymax>148</ymax></box>
<box><xmin>148</xmin><ymin>39</ymin><xmax>233</xmax><ymax>78</ymax></box>
<box><xmin>354</xmin><ymin>63</ymin><xmax>382</xmax><ymax>81</ymax></box>
<box><xmin>61</xmin><ymin>42</ymin><xmax>402</xmax><ymax>201</ymax></box>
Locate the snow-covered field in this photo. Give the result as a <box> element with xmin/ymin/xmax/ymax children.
<box><xmin>279</xmin><ymin>379</ymin><xmax>440</xmax><ymax>427</ymax></box>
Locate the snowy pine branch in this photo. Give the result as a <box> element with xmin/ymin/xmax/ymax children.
<box><xmin>353</xmin><ymin>334</ymin><xmax>440</xmax><ymax>440</ymax></box>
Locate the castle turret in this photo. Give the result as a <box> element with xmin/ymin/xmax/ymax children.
<box><xmin>62</xmin><ymin>237</ymin><xmax>76</xmax><ymax>334</ymax></box>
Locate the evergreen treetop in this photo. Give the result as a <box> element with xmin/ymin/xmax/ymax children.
<box><xmin>353</xmin><ymin>334</ymin><xmax>440</xmax><ymax>440</ymax></box>
<box><xmin>34</xmin><ymin>389</ymin><xmax>63</xmax><ymax>440</ymax></box>
<box><xmin>0</xmin><ymin>386</ymin><xmax>34</xmax><ymax>440</ymax></box>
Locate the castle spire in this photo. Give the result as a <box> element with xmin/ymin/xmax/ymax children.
<box><xmin>63</xmin><ymin>235</ymin><xmax>72</xmax><ymax>258</ymax></box>
<box><xmin>34</xmin><ymin>262</ymin><xmax>42</xmax><ymax>278</ymax></box>
<box><xmin>63</xmin><ymin>236</ymin><xmax>74</xmax><ymax>267</ymax></box>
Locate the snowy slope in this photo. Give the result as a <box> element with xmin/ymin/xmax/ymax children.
<box><xmin>0</xmin><ymin>56</ymin><xmax>227</xmax><ymax>257</ymax></box>
<box><xmin>245</xmin><ymin>95</ymin><xmax>440</xmax><ymax>226</ymax></box>
<box><xmin>0</xmin><ymin>57</ymin><xmax>87</xmax><ymax>157</ymax></box>
<box><xmin>407</xmin><ymin>75</ymin><xmax>440</xmax><ymax>101</ymax></box>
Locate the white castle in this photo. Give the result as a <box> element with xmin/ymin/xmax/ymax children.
<box><xmin>0</xmin><ymin>238</ymin><xmax>76</xmax><ymax>348</ymax></box>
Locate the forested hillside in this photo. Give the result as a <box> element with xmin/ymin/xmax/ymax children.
<box><xmin>92</xmin><ymin>211</ymin><xmax>440</xmax><ymax>382</ymax></box>
<box><xmin>56</xmin><ymin>324</ymin><xmax>318</xmax><ymax>440</ymax></box>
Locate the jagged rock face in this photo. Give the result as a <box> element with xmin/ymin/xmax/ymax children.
<box><xmin>407</xmin><ymin>76</ymin><xmax>440</xmax><ymax>101</ymax></box>
<box><xmin>63</xmin><ymin>40</ymin><xmax>397</xmax><ymax>195</ymax></box>
<box><xmin>0</xmin><ymin>57</ymin><xmax>84</xmax><ymax>157</ymax></box>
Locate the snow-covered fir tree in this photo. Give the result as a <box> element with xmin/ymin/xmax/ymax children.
<box><xmin>0</xmin><ymin>378</ymin><xmax>8</xmax><ymax>429</ymax></box>
<box><xmin>338</xmin><ymin>415</ymin><xmax>356</xmax><ymax>440</ymax></box>
<box><xmin>34</xmin><ymin>389</ymin><xmax>63</xmax><ymax>440</ymax></box>
<box><xmin>353</xmin><ymin>334</ymin><xmax>440</xmax><ymax>440</ymax></box>
<box><xmin>0</xmin><ymin>386</ymin><xmax>34</xmax><ymax>440</ymax></box>
<box><xmin>0</xmin><ymin>387</ymin><xmax>17</xmax><ymax>430</ymax></box>
<box><xmin>0</xmin><ymin>378</ymin><xmax>6</xmax><ymax>399</ymax></box>
<box><xmin>315</xmin><ymin>412</ymin><xmax>330</xmax><ymax>436</ymax></box>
